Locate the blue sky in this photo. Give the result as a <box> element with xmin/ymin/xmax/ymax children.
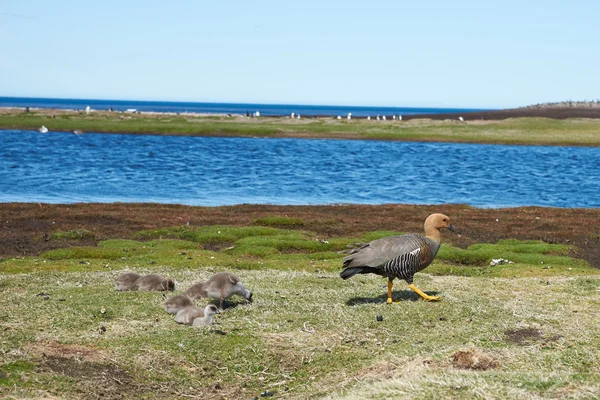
<box><xmin>1</xmin><ymin>0</ymin><xmax>598</xmax><ymax>109</ymax></box>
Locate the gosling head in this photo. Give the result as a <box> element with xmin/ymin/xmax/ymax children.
<box><xmin>164</xmin><ymin>279</ymin><xmax>175</xmax><ymax>292</ymax></box>
<box><xmin>204</xmin><ymin>304</ymin><xmax>221</xmax><ymax>316</ymax></box>
<box><xmin>243</xmin><ymin>289</ymin><xmax>253</xmax><ymax>303</ymax></box>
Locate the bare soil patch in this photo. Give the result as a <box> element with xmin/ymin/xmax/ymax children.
<box><xmin>27</xmin><ymin>341</ymin><xmax>106</xmax><ymax>362</ymax></box>
<box><xmin>504</xmin><ymin>328</ymin><xmax>543</xmax><ymax>344</ymax></box>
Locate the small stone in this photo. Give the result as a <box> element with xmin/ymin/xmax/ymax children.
<box><xmin>376</xmin><ymin>315</ymin><xmax>384</xmax><ymax>322</ymax></box>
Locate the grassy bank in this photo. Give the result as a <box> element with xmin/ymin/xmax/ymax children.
<box><xmin>2</xmin><ymin>109</ymin><xmax>600</xmax><ymax>146</ymax></box>
<box><xmin>2</xmin><ymin>223</ymin><xmax>600</xmax><ymax>399</ymax></box>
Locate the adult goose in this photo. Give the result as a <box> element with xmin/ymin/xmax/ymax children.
<box><xmin>340</xmin><ymin>213</ymin><xmax>454</xmax><ymax>303</ymax></box>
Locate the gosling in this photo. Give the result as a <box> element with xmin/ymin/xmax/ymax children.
<box><xmin>135</xmin><ymin>274</ymin><xmax>175</xmax><ymax>292</ymax></box>
<box><xmin>164</xmin><ymin>294</ymin><xmax>193</xmax><ymax>314</ymax></box>
<box><xmin>175</xmin><ymin>304</ymin><xmax>220</xmax><ymax>326</ymax></box>
<box><xmin>114</xmin><ymin>272</ymin><xmax>141</xmax><ymax>291</ymax></box>
<box><xmin>185</xmin><ymin>272</ymin><xmax>253</xmax><ymax>308</ymax></box>
<box><xmin>192</xmin><ymin>304</ymin><xmax>220</xmax><ymax>327</ymax></box>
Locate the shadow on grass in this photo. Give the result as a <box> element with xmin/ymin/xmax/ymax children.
<box><xmin>214</xmin><ymin>299</ymin><xmax>253</xmax><ymax>311</ymax></box>
<box><xmin>346</xmin><ymin>290</ymin><xmax>441</xmax><ymax>306</ymax></box>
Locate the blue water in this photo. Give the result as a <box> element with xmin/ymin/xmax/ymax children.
<box><xmin>1</xmin><ymin>130</ymin><xmax>599</xmax><ymax>208</ymax></box>
<box><xmin>0</xmin><ymin>96</ymin><xmax>488</xmax><ymax>117</ymax></box>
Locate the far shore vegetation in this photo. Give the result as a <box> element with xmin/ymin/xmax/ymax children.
<box><xmin>2</xmin><ymin>107</ymin><xmax>600</xmax><ymax>146</ymax></box>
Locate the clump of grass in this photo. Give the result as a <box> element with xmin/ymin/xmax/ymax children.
<box><xmin>49</xmin><ymin>229</ymin><xmax>95</xmax><ymax>240</ymax></box>
<box><xmin>437</xmin><ymin>245</ymin><xmax>489</xmax><ymax>266</ymax></box>
<box><xmin>436</xmin><ymin>239</ymin><xmax>581</xmax><ymax>270</ymax></box>
<box><xmin>135</xmin><ymin>225</ymin><xmax>281</xmax><ymax>246</ymax></box>
<box><xmin>469</xmin><ymin>239</ymin><xmax>570</xmax><ymax>256</ymax></box>
<box><xmin>255</xmin><ymin>216</ymin><xmax>305</xmax><ymax>227</ymax></box>
<box><xmin>235</xmin><ymin>233</ymin><xmax>331</xmax><ymax>253</ymax></box>
<box><xmin>41</xmin><ymin>247</ymin><xmax>123</xmax><ymax>260</ymax></box>
<box><xmin>133</xmin><ymin>226</ymin><xmax>190</xmax><ymax>240</ymax></box>
<box><xmin>0</xmin><ymin>360</ymin><xmax>35</xmax><ymax>386</ymax></box>
<box><xmin>99</xmin><ymin>239</ymin><xmax>200</xmax><ymax>251</ymax></box>
<box><xmin>224</xmin><ymin>245</ymin><xmax>280</xmax><ymax>257</ymax></box>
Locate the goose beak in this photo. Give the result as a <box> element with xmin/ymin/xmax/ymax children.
<box><xmin>448</xmin><ymin>224</ymin><xmax>455</xmax><ymax>232</ymax></box>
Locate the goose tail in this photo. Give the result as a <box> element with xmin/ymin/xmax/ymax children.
<box><xmin>340</xmin><ymin>266</ymin><xmax>379</xmax><ymax>280</ymax></box>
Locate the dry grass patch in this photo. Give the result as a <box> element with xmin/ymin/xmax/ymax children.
<box><xmin>451</xmin><ymin>349</ymin><xmax>498</xmax><ymax>371</ymax></box>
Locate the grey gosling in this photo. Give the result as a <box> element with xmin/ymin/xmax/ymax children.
<box><xmin>192</xmin><ymin>304</ymin><xmax>220</xmax><ymax>327</ymax></box>
<box><xmin>114</xmin><ymin>272</ymin><xmax>141</xmax><ymax>291</ymax></box>
<box><xmin>175</xmin><ymin>304</ymin><xmax>220</xmax><ymax>326</ymax></box>
<box><xmin>340</xmin><ymin>213</ymin><xmax>454</xmax><ymax>303</ymax></box>
<box><xmin>164</xmin><ymin>294</ymin><xmax>193</xmax><ymax>314</ymax></box>
<box><xmin>135</xmin><ymin>274</ymin><xmax>175</xmax><ymax>291</ymax></box>
<box><xmin>185</xmin><ymin>272</ymin><xmax>253</xmax><ymax>308</ymax></box>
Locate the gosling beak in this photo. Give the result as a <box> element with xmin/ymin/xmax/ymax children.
<box><xmin>448</xmin><ymin>224</ymin><xmax>455</xmax><ymax>232</ymax></box>
<box><xmin>215</xmin><ymin>309</ymin><xmax>221</xmax><ymax>314</ymax></box>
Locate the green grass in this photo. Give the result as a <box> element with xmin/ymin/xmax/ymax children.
<box><xmin>49</xmin><ymin>229</ymin><xmax>95</xmax><ymax>240</ymax></box>
<box><xmin>1</xmin><ymin>225</ymin><xmax>600</xmax><ymax>399</ymax></box>
<box><xmin>3</xmin><ymin>110</ymin><xmax>600</xmax><ymax>146</ymax></box>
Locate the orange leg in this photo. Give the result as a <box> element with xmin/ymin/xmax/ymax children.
<box><xmin>408</xmin><ymin>283</ymin><xmax>441</xmax><ymax>301</ymax></box>
<box><xmin>386</xmin><ymin>278</ymin><xmax>394</xmax><ymax>303</ymax></box>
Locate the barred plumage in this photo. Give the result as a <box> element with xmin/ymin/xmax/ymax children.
<box><xmin>343</xmin><ymin>234</ymin><xmax>440</xmax><ymax>284</ymax></box>
<box><xmin>339</xmin><ymin>213</ymin><xmax>453</xmax><ymax>303</ymax></box>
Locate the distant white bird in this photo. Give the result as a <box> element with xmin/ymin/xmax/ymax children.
<box><xmin>382</xmin><ymin>115</ymin><xmax>387</xmax><ymax>121</ymax></box>
<box><xmin>392</xmin><ymin>115</ymin><xmax>396</xmax><ymax>120</ymax></box>
<box><xmin>337</xmin><ymin>115</ymin><xmax>342</xmax><ymax>120</ymax></box>
<box><xmin>399</xmin><ymin>115</ymin><xmax>403</xmax><ymax>121</ymax></box>
<box><xmin>376</xmin><ymin>115</ymin><xmax>380</xmax><ymax>121</ymax></box>
<box><xmin>38</xmin><ymin>125</ymin><xmax>48</xmax><ymax>133</ymax></box>
<box><xmin>347</xmin><ymin>112</ymin><xmax>352</xmax><ymax>120</ymax></box>
<box><xmin>291</xmin><ymin>112</ymin><xmax>295</xmax><ymax>118</ymax></box>
<box><xmin>297</xmin><ymin>114</ymin><xmax>301</xmax><ymax>119</ymax></box>
<box><xmin>254</xmin><ymin>111</ymin><xmax>260</xmax><ymax>117</ymax></box>
<box><xmin>458</xmin><ymin>116</ymin><xmax>464</xmax><ymax>122</ymax></box>
<box><xmin>85</xmin><ymin>106</ymin><xmax>91</xmax><ymax>114</ymax></box>
<box><xmin>367</xmin><ymin>116</ymin><xmax>371</xmax><ymax>120</ymax></box>
<box><xmin>73</xmin><ymin>129</ymin><xmax>84</xmax><ymax>135</ymax></box>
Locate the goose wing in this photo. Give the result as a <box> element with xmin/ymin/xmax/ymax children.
<box><xmin>343</xmin><ymin>234</ymin><xmax>429</xmax><ymax>270</ymax></box>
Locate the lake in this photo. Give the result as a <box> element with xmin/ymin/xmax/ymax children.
<box><xmin>1</xmin><ymin>130</ymin><xmax>598</xmax><ymax>208</ymax></box>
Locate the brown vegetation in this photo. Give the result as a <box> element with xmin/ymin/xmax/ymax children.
<box><xmin>1</xmin><ymin>203</ymin><xmax>600</xmax><ymax>267</ymax></box>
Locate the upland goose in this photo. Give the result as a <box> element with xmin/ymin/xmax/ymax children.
<box><xmin>340</xmin><ymin>213</ymin><xmax>454</xmax><ymax>303</ymax></box>
<box><xmin>114</xmin><ymin>272</ymin><xmax>141</xmax><ymax>291</ymax></box>
<box><xmin>135</xmin><ymin>274</ymin><xmax>175</xmax><ymax>291</ymax></box>
<box><xmin>192</xmin><ymin>304</ymin><xmax>220</xmax><ymax>327</ymax></box>
<box><xmin>185</xmin><ymin>272</ymin><xmax>253</xmax><ymax>308</ymax></box>
<box><xmin>164</xmin><ymin>294</ymin><xmax>193</xmax><ymax>314</ymax></box>
<box><xmin>38</xmin><ymin>125</ymin><xmax>49</xmax><ymax>133</ymax></box>
<box><xmin>175</xmin><ymin>304</ymin><xmax>220</xmax><ymax>326</ymax></box>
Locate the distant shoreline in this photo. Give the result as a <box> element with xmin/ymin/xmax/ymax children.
<box><xmin>3</xmin><ymin>106</ymin><xmax>600</xmax><ymax>147</ymax></box>
<box><xmin>3</xmin><ymin>104</ymin><xmax>600</xmax><ymax>121</ymax></box>
<box><xmin>0</xmin><ymin>97</ymin><xmax>487</xmax><ymax>119</ymax></box>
